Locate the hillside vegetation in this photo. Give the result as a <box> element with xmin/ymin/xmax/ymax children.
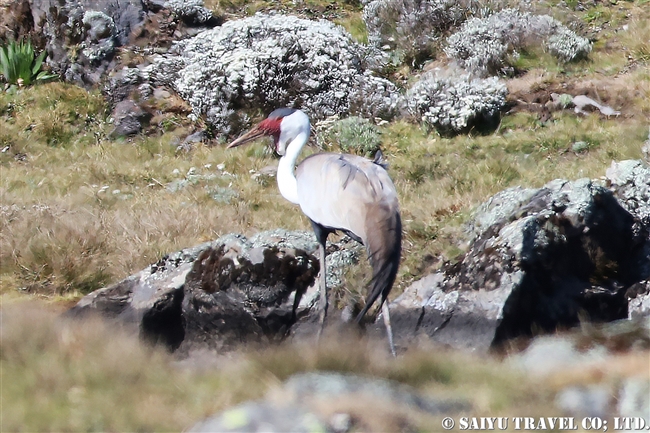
<box><xmin>0</xmin><ymin>0</ymin><xmax>648</xmax><ymax>430</ymax></box>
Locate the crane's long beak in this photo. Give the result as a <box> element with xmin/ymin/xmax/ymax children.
<box><xmin>227</xmin><ymin>125</ymin><xmax>267</xmax><ymax>148</ymax></box>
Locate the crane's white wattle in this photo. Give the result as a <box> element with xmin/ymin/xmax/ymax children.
<box><xmin>276</xmin><ymin>111</ymin><xmax>310</xmax><ymax>205</ymax></box>
<box><xmin>277</xmin><ymin>131</ymin><xmax>308</xmax><ymax>205</ymax></box>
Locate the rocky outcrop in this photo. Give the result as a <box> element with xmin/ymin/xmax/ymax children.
<box><xmin>391</xmin><ymin>160</ymin><xmax>650</xmax><ymax>351</ymax></box>
<box><xmin>69</xmin><ymin>231</ymin><xmax>320</xmax><ymax>354</ymax></box>
<box><xmin>1</xmin><ymin>0</ymin><xmax>219</xmax><ymax>87</ymax></box>
<box><xmin>68</xmin><ymin>229</ymin><xmax>362</xmax><ymax>354</ymax></box>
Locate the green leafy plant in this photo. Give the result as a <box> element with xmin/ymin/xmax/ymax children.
<box><xmin>322</xmin><ymin>116</ymin><xmax>381</xmax><ymax>157</ymax></box>
<box><xmin>0</xmin><ymin>39</ymin><xmax>57</xmax><ymax>87</ymax></box>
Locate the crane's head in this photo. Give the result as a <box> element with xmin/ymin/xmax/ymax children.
<box><xmin>227</xmin><ymin>108</ymin><xmax>310</xmax><ymax>156</ymax></box>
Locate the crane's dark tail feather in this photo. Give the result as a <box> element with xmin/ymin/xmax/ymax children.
<box><xmin>355</xmin><ymin>207</ymin><xmax>402</xmax><ymax>323</ymax></box>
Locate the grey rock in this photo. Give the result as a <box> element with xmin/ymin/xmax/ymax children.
<box><xmin>104</xmin><ymin>67</ymin><xmax>147</xmax><ymax>108</ymax></box>
<box><xmin>512</xmin><ymin>335</ymin><xmax>607</xmax><ymax>375</ymax></box>
<box><xmin>68</xmin><ymin>230</ymin><xmax>365</xmax><ymax>353</ymax></box>
<box><xmin>281</xmin><ymin>372</ymin><xmax>469</xmax><ymax>415</ymax></box>
<box><xmin>190</xmin><ymin>372</ymin><xmax>469</xmax><ymax>432</ymax></box>
<box><xmin>393</xmin><ymin>168</ymin><xmax>650</xmax><ymax>351</ymax></box>
<box><xmin>28</xmin><ymin>0</ymin><xmax>147</xmax><ymax>86</ymax></box>
<box><xmin>176</xmin><ymin>130</ymin><xmax>207</xmax><ymax>151</ymax></box>
<box><xmin>83</xmin><ymin>10</ymin><xmax>115</xmax><ymax>42</ymax></box>
<box><xmin>189</xmin><ymin>401</ymin><xmax>328</xmax><ymax>433</ymax></box>
<box><xmin>555</xmin><ymin>385</ymin><xmax>612</xmax><ymax>418</ymax></box>
<box><xmin>617</xmin><ymin>379</ymin><xmax>650</xmax><ymax>426</ymax></box>
<box><xmin>606</xmin><ymin>160</ymin><xmax>650</xmax><ymax>226</ymax></box>
<box><xmin>110</xmin><ymin>99</ymin><xmax>149</xmax><ymax>137</ymax></box>
<box><xmin>68</xmin><ymin>231</ymin><xmax>320</xmax><ymax>354</ymax></box>
<box><xmin>628</xmin><ymin>280</ymin><xmax>650</xmax><ymax>319</ymax></box>
<box><xmin>249</xmin><ymin>229</ymin><xmax>363</xmax><ymax>298</ymax></box>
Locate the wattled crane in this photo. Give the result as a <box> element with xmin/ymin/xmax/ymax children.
<box><xmin>228</xmin><ymin>108</ymin><xmax>401</xmax><ymax>355</ymax></box>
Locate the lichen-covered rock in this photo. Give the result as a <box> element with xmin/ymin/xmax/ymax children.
<box><xmin>147</xmin><ymin>13</ymin><xmax>403</xmax><ymax>138</ymax></box>
<box><xmin>67</xmin><ymin>229</ymin><xmax>364</xmax><ymax>353</ymax></box>
<box><xmin>406</xmin><ymin>69</ymin><xmax>507</xmax><ymax>134</ymax></box>
<box><xmin>68</xmin><ymin>231</ymin><xmax>320</xmax><ymax>353</ymax></box>
<box><xmin>606</xmin><ymin>160</ymin><xmax>650</xmax><ymax>226</ymax></box>
<box><xmin>445</xmin><ymin>9</ymin><xmax>591</xmax><ymax>77</ymax></box>
<box><xmin>391</xmin><ymin>173</ymin><xmax>650</xmax><ymax>351</ymax></box>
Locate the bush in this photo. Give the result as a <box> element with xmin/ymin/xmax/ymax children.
<box><xmin>546</xmin><ymin>27</ymin><xmax>593</xmax><ymax>63</ymax></box>
<box><xmin>406</xmin><ymin>69</ymin><xmax>507</xmax><ymax>134</ymax></box>
<box><xmin>321</xmin><ymin>116</ymin><xmax>382</xmax><ymax>156</ymax></box>
<box><xmin>147</xmin><ymin>13</ymin><xmax>403</xmax><ymax>138</ymax></box>
<box><xmin>164</xmin><ymin>0</ymin><xmax>215</xmax><ymax>25</ymax></box>
<box><xmin>445</xmin><ymin>9</ymin><xmax>591</xmax><ymax>77</ymax></box>
<box><xmin>0</xmin><ymin>39</ymin><xmax>57</xmax><ymax>87</ymax></box>
<box><xmin>363</xmin><ymin>0</ymin><xmax>474</xmax><ymax>66</ymax></box>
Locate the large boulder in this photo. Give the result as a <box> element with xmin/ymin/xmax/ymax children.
<box><xmin>2</xmin><ymin>0</ymin><xmax>218</xmax><ymax>87</ymax></box>
<box><xmin>391</xmin><ymin>161</ymin><xmax>650</xmax><ymax>351</ymax></box>
<box><xmin>27</xmin><ymin>0</ymin><xmax>147</xmax><ymax>84</ymax></box>
<box><xmin>68</xmin><ymin>229</ymin><xmax>362</xmax><ymax>354</ymax></box>
<box><xmin>69</xmin><ymin>230</ymin><xmax>320</xmax><ymax>354</ymax></box>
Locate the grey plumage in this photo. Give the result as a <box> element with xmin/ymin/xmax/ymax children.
<box><xmin>295</xmin><ymin>153</ymin><xmax>402</xmax><ymax>324</ymax></box>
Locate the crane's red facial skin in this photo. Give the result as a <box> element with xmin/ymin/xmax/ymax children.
<box><xmin>227</xmin><ymin>117</ymin><xmax>282</xmax><ymax>150</ymax></box>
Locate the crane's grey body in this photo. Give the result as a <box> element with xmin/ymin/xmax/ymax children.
<box><xmin>296</xmin><ymin>153</ymin><xmax>402</xmax><ymax>328</ymax></box>
<box><xmin>296</xmin><ymin>152</ymin><xmax>399</xmax><ymax>241</ymax></box>
<box><xmin>228</xmin><ymin>109</ymin><xmax>401</xmax><ymax>355</ymax></box>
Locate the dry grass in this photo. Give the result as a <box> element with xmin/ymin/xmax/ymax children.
<box><xmin>0</xmin><ymin>303</ymin><xmax>258</xmax><ymax>431</ymax></box>
<box><xmin>1</xmin><ymin>302</ymin><xmax>556</xmax><ymax>432</ymax></box>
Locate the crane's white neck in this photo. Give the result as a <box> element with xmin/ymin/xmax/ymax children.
<box><xmin>276</xmin><ymin>131</ymin><xmax>308</xmax><ymax>205</ymax></box>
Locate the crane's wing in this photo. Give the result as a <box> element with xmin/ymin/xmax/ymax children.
<box><xmin>295</xmin><ymin>153</ymin><xmax>399</xmax><ymax>240</ymax></box>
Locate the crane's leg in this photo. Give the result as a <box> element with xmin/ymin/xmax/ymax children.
<box><xmin>381</xmin><ymin>301</ymin><xmax>397</xmax><ymax>357</ymax></box>
<box><xmin>310</xmin><ymin>221</ymin><xmax>330</xmax><ymax>339</ymax></box>
<box><xmin>317</xmin><ymin>238</ymin><xmax>328</xmax><ymax>338</ymax></box>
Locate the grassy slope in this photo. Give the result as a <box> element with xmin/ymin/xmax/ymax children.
<box><xmin>1</xmin><ymin>0</ymin><xmax>648</xmax><ymax>430</ymax></box>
